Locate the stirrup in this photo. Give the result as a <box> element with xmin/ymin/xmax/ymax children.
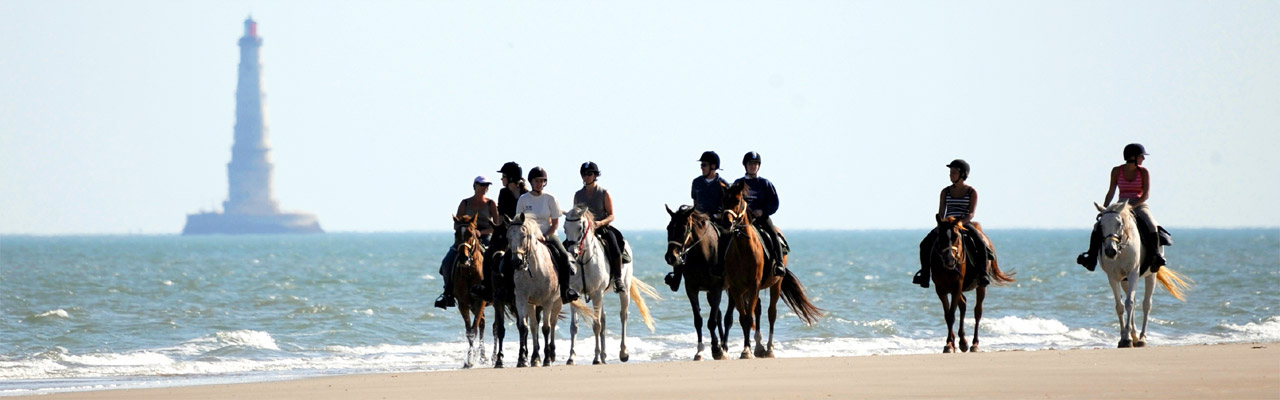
<box><xmin>613</xmin><ymin>278</ymin><xmax>626</xmax><ymax>293</ymax></box>
<box><xmin>912</xmin><ymin>271</ymin><xmax>929</xmax><ymax>288</ymax></box>
<box><xmin>1075</xmin><ymin>252</ymin><xmax>1096</xmax><ymax>272</ymax></box>
<box><xmin>621</xmin><ymin>252</ymin><xmax>632</xmax><ymax>264</ymax></box>
<box><xmin>434</xmin><ymin>294</ymin><xmax>454</xmax><ymax>309</ymax></box>
<box><xmin>561</xmin><ymin>288</ymin><xmax>579</xmax><ymax>303</ymax></box>
<box><xmin>664</xmin><ymin>272</ymin><xmax>681</xmax><ymax>292</ymax></box>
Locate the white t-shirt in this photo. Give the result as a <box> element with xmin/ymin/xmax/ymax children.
<box><xmin>515</xmin><ymin>191</ymin><xmax>562</xmax><ymax>236</ymax></box>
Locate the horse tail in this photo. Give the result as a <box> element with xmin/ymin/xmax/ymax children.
<box><xmin>569</xmin><ymin>299</ymin><xmax>600</xmax><ymax>324</ymax></box>
<box><xmin>987</xmin><ymin>257</ymin><xmax>1016</xmax><ymax>285</ymax></box>
<box><xmin>629</xmin><ymin>277</ymin><xmax>662</xmax><ymax>333</ymax></box>
<box><xmin>1155</xmin><ymin>267</ymin><xmax>1193</xmax><ymax>301</ymax></box>
<box><xmin>779</xmin><ymin>270</ymin><xmax>824</xmax><ymax>326</ymax></box>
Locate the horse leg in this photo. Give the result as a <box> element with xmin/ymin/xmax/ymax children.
<box><xmin>753</xmin><ymin>300</ymin><xmax>765</xmax><ymax>358</ymax></box>
<box><xmin>530</xmin><ymin>307</ymin><xmax>542</xmax><ymax>367</ymax></box>
<box><xmin>616</xmin><ymin>288</ymin><xmax>627</xmax><ymax>363</ymax></box>
<box><xmin>568</xmin><ymin>304</ymin><xmax>578</xmax><ymax>365</ymax></box>
<box><xmin>492</xmin><ymin>302</ymin><xmax>506</xmax><ymax>368</ymax></box>
<box><xmin>738</xmin><ymin>292</ymin><xmax>757</xmax><ymax>359</ymax></box>
<box><xmin>1107</xmin><ymin>278</ymin><xmax>1129</xmax><ymax>348</ymax></box>
<box><xmin>516</xmin><ymin>303</ymin><xmax>530</xmax><ymax>368</ymax></box>
<box><xmin>958</xmin><ymin>293</ymin><xmax>969</xmax><ymax>353</ymax></box>
<box><xmin>937</xmin><ymin>289</ymin><xmax>956</xmax><ymax>353</ymax></box>
<box><xmin>1136</xmin><ymin>274</ymin><xmax>1155</xmax><ymax>348</ymax></box>
<box><xmin>1120</xmin><ymin>269</ymin><xmax>1140</xmax><ymax>348</ymax></box>
<box><xmin>971</xmin><ymin>286</ymin><xmax>985</xmax><ymax>353</ymax></box>
<box><xmin>688</xmin><ymin>289</ymin><xmax>706</xmax><ymax>361</ymax></box>
<box><xmin>764</xmin><ymin>285</ymin><xmax>780</xmax><ymax>358</ymax></box>
<box><xmin>706</xmin><ymin>289</ymin><xmax>725</xmax><ymax>361</ymax></box>
<box><xmin>720</xmin><ymin>291</ymin><xmax>733</xmax><ymax>356</ymax></box>
<box><xmin>543</xmin><ymin>306</ymin><xmax>556</xmax><ymax>367</ymax></box>
<box><xmin>461</xmin><ymin>307</ymin><xmax>476</xmax><ymax>368</ymax></box>
<box><xmin>593</xmin><ymin>294</ymin><xmax>606</xmax><ymax>365</ymax></box>
<box><xmin>477</xmin><ymin>304</ymin><xmax>487</xmax><ymax>364</ymax></box>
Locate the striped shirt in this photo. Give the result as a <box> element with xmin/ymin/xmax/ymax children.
<box><xmin>1117</xmin><ymin>167</ymin><xmax>1145</xmax><ymax>200</ymax></box>
<box><xmin>943</xmin><ymin>187</ymin><xmax>973</xmax><ymax>219</ymax></box>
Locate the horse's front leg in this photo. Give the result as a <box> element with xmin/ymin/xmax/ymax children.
<box><xmin>937</xmin><ymin>288</ymin><xmax>956</xmax><ymax>353</ymax></box>
<box><xmin>764</xmin><ymin>285</ymin><xmax>780</xmax><ymax>358</ymax></box>
<box><xmin>1119</xmin><ymin>270</ymin><xmax>1141</xmax><ymax>348</ymax></box>
<box><xmin>706</xmin><ymin>289</ymin><xmax>726</xmax><ymax>361</ymax></box>
<box><xmin>492</xmin><ymin>302</ymin><xmax>506</xmax><ymax>368</ymax></box>
<box><xmin>477</xmin><ymin>305</ymin><xmax>488</xmax><ymax>364</ymax></box>
<box><xmin>616</xmin><ymin>287</ymin><xmax>627</xmax><ymax>363</ymax></box>
<box><xmin>720</xmin><ymin>290</ymin><xmax>733</xmax><ymax>357</ymax></box>
<box><xmin>688</xmin><ymin>288</ymin><xmax>706</xmax><ymax>361</ymax></box>
<box><xmin>529</xmin><ymin>308</ymin><xmax>542</xmax><ymax>367</ymax></box>
<box><xmin>1107</xmin><ymin>278</ymin><xmax>1127</xmax><ymax>347</ymax></box>
<box><xmin>461</xmin><ymin>308</ymin><xmax>476</xmax><ymax>368</ymax></box>
<box><xmin>543</xmin><ymin>307</ymin><xmax>557</xmax><ymax>367</ymax></box>
<box><xmin>516</xmin><ymin>304</ymin><xmax>530</xmax><ymax>368</ymax></box>
<box><xmin>958</xmin><ymin>293</ymin><xmax>970</xmax><ymax>353</ymax></box>
<box><xmin>752</xmin><ymin>301</ymin><xmax>765</xmax><ymax>358</ymax></box>
<box><xmin>971</xmin><ymin>286</ymin><xmax>985</xmax><ymax>352</ymax></box>
<box><xmin>1136</xmin><ymin>275</ymin><xmax>1155</xmax><ymax>347</ymax></box>
<box><xmin>567</xmin><ymin>304</ymin><xmax>579</xmax><ymax>365</ymax></box>
<box><xmin>737</xmin><ymin>293</ymin><xmax>755</xmax><ymax>359</ymax></box>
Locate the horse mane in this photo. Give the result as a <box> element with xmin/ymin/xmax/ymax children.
<box><xmin>673</xmin><ymin>205</ymin><xmax>709</xmax><ymax>223</ymax></box>
<box><xmin>567</xmin><ymin>204</ymin><xmax>595</xmax><ymax>223</ymax></box>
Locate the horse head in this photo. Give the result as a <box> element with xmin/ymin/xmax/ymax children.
<box><xmin>1096</xmin><ymin>202</ymin><xmax>1134</xmax><ymax>259</ymax></box>
<box><xmin>505</xmin><ymin>212</ymin><xmax>543</xmax><ymax>270</ymax></box>
<box><xmin>721</xmin><ymin>181</ymin><xmax>752</xmax><ymax>236</ymax></box>
<box><xmin>936</xmin><ymin>216</ymin><xmax>967</xmax><ymax>271</ymax></box>
<box><xmin>452</xmin><ymin>215</ymin><xmax>481</xmax><ymax>270</ymax></box>
<box><xmin>665</xmin><ymin>204</ymin><xmax>698</xmax><ymax>266</ymax></box>
<box><xmin>562</xmin><ymin>204</ymin><xmax>595</xmax><ymax>257</ymax></box>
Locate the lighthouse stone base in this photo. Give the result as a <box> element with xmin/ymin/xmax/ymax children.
<box><xmin>182</xmin><ymin>212</ymin><xmax>323</xmax><ymax>235</ymax></box>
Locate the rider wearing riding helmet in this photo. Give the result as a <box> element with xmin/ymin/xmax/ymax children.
<box><xmin>667</xmin><ymin>151</ymin><xmax>731</xmax><ymax>290</ymax></box>
<box><xmin>515</xmin><ymin>167</ymin><xmax>580</xmax><ymax>303</ymax></box>
<box><xmin>1076</xmin><ymin>143</ymin><xmax>1168</xmax><ymax>272</ymax></box>
<box><xmin>435</xmin><ymin>175</ymin><xmax>500</xmax><ymax>309</ymax></box>
<box><xmin>573</xmin><ymin>161</ymin><xmax>630</xmax><ymax>294</ymax></box>
<box><xmin>733</xmin><ymin>151</ymin><xmax>786</xmax><ymax>277</ymax></box>
<box><xmin>497</xmin><ymin>162</ymin><xmax>528</xmax><ymax>220</ymax></box>
<box><xmin>913</xmin><ymin>159</ymin><xmax>994</xmax><ymax>288</ymax></box>
<box><xmin>469</xmin><ymin>161</ymin><xmax>529</xmax><ymax>303</ymax></box>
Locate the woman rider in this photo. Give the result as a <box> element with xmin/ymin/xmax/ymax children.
<box><xmin>913</xmin><ymin>159</ymin><xmax>993</xmax><ymax>288</ymax></box>
<box><xmin>435</xmin><ymin>176</ymin><xmax>500</xmax><ymax>309</ymax></box>
<box><xmin>470</xmin><ymin>162</ymin><xmax>529</xmax><ymax>302</ymax></box>
<box><xmin>733</xmin><ymin>151</ymin><xmax>785</xmax><ymax>277</ymax></box>
<box><xmin>666</xmin><ymin>151</ymin><xmax>730</xmax><ymax>291</ymax></box>
<box><xmin>573</xmin><ymin>161</ymin><xmax>630</xmax><ymax>294</ymax></box>
<box><xmin>515</xmin><ymin>167</ymin><xmax>579</xmax><ymax>303</ymax></box>
<box><xmin>497</xmin><ymin>162</ymin><xmax>528</xmax><ymax>220</ymax></box>
<box><xmin>1076</xmin><ymin>143</ymin><xmax>1168</xmax><ymax>272</ymax></box>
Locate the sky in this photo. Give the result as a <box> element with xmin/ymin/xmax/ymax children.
<box><xmin>1</xmin><ymin>1</ymin><xmax>1278</xmax><ymax>235</ymax></box>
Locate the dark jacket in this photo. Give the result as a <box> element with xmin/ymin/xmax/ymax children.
<box><xmin>691</xmin><ymin>175</ymin><xmax>729</xmax><ymax>214</ymax></box>
<box><xmin>733</xmin><ymin>176</ymin><xmax>779</xmax><ymax>217</ymax></box>
<box><xmin>498</xmin><ymin>187</ymin><xmax>528</xmax><ymax>220</ymax></box>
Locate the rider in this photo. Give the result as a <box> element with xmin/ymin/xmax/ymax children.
<box><xmin>435</xmin><ymin>175</ymin><xmax>500</xmax><ymax>309</ymax></box>
<box><xmin>1076</xmin><ymin>143</ymin><xmax>1168</xmax><ymax>272</ymax></box>
<box><xmin>471</xmin><ymin>161</ymin><xmax>529</xmax><ymax>302</ymax></box>
<box><xmin>573</xmin><ymin>161</ymin><xmax>630</xmax><ymax>294</ymax></box>
<box><xmin>913</xmin><ymin>159</ymin><xmax>993</xmax><ymax>288</ymax></box>
<box><xmin>515</xmin><ymin>167</ymin><xmax>580</xmax><ymax>303</ymax></box>
<box><xmin>733</xmin><ymin>151</ymin><xmax>786</xmax><ymax>277</ymax></box>
<box><xmin>666</xmin><ymin>151</ymin><xmax>730</xmax><ymax>291</ymax></box>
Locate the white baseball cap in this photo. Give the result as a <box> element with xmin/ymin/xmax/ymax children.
<box><xmin>473</xmin><ymin>175</ymin><xmax>493</xmax><ymax>185</ymax></box>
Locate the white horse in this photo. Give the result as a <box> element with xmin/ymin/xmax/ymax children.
<box><xmin>506</xmin><ymin>212</ymin><xmax>594</xmax><ymax>367</ymax></box>
<box><xmin>1094</xmin><ymin>202</ymin><xmax>1191</xmax><ymax>348</ymax></box>
<box><xmin>561</xmin><ymin>205</ymin><xmax>660</xmax><ymax>365</ymax></box>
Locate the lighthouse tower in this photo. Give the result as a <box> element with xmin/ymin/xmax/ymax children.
<box><xmin>183</xmin><ymin>17</ymin><xmax>322</xmax><ymax>235</ymax></box>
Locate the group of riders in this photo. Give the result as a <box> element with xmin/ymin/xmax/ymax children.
<box><xmin>435</xmin><ymin>142</ymin><xmax>1171</xmax><ymax>309</ymax></box>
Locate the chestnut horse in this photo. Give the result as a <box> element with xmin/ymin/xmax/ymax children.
<box><xmin>927</xmin><ymin>216</ymin><xmax>1014</xmax><ymax>353</ymax></box>
<box><xmin>664</xmin><ymin>205</ymin><xmax>732</xmax><ymax>361</ymax></box>
<box><xmin>721</xmin><ymin>182</ymin><xmax>822</xmax><ymax>359</ymax></box>
<box><xmin>450</xmin><ymin>215</ymin><xmax>487</xmax><ymax>368</ymax></box>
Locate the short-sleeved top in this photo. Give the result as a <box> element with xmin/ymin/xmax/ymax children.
<box><xmin>498</xmin><ymin>187</ymin><xmax>528</xmax><ymax>220</ymax></box>
<box><xmin>459</xmin><ymin>198</ymin><xmax>496</xmax><ymax>232</ymax></box>
<box><xmin>733</xmin><ymin>176</ymin><xmax>779</xmax><ymax>217</ymax></box>
<box><xmin>942</xmin><ymin>187</ymin><xmax>973</xmax><ymax>219</ymax></box>
<box><xmin>1116</xmin><ymin>167</ymin><xmax>1145</xmax><ymax>200</ymax></box>
<box><xmin>516</xmin><ymin>191</ymin><xmax>562</xmax><ymax>235</ymax></box>
<box><xmin>691</xmin><ymin>175</ymin><xmax>729</xmax><ymax>214</ymax></box>
<box><xmin>573</xmin><ymin>185</ymin><xmax>611</xmax><ymax>221</ymax></box>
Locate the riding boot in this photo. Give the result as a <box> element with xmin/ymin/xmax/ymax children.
<box><xmin>434</xmin><ymin>279</ymin><xmax>455</xmax><ymax>309</ymax></box>
<box><xmin>435</xmin><ymin>248</ymin><xmax>457</xmax><ymax>309</ymax></box>
<box><xmin>549</xmin><ymin>243</ymin><xmax>580</xmax><ymax>303</ymax></box>
<box><xmin>601</xmin><ymin>231</ymin><xmax>626</xmax><ymax>294</ymax></box>
<box><xmin>1144</xmin><ymin>233</ymin><xmax>1166</xmax><ymax>274</ymax></box>
<box><xmin>664</xmin><ymin>265</ymin><xmax>683</xmax><ymax>292</ymax></box>
<box><xmin>769</xmin><ymin>231</ymin><xmax>786</xmax><ymax>277</ymax></box>
<box><xmin>914</xmin><ymin>233</ymin><xmax>932</xmax><ymax>288</ymax></box>
<box><xmin>1076</xmin><ymin>224</ymin><xmax>1101</xmax><ymax>271</ymax></box>
<box><xmin>610</xmin><ymin>258</ymin><xmax>625</xmax><ymax>294</ymax></box>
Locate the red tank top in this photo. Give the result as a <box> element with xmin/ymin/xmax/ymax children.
<box><xmin>1116</xmin><ymin>167</ymin><xmax>1144</xmax><ymax>200</ymax></box>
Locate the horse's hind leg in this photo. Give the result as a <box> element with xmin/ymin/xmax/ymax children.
<box><xmin>958</xmin><ymin>293</ymin><xmax>970</xmax><ymax>353</ymax></box>
<box><xmin>764</xmin><ymin>285</ymin><xmax>780</xmax><ymax>358</ymax></box>
<box><xmin>971</xmin><ymin>286</ymin><xmax>985</xmax><ymax>352</ymax></box>
<box><xmin>1136</xmin><ymin>275</ymin><xmax>1155</xmax><ymax>347</ymax></box>
<box><xmin>688</xmin><ymin>289</ymin><xmax>706</xmax><ymax>361</ymax></box>
<box><xmin>567</xmin><ymin>305</ymin><xmax>578</xmax><ymax>365</ymax></box>
<box><xmin>753</xmin><ymin>301</ymin><xmax>766</xmax><ymax>358</ymax></box>
<box><xmin>706</xmin><ymin>289</ymin><xmax>726</xmax><ymax>361</ymax></box>
<box><xmin>616</xmin><ymin>288</ymin><xmax>628</xmax><ymax>363</ymax></box>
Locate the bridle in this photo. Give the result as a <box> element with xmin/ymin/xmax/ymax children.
<box><xmin>668</xmin><ymin>215</ymin><xmax>702</xmax><ymax>263</ymax></box>
<box><xmin>1099</xmin><ymin>210</ymin><xmax>1130</xmax><ymax>253</ymax></box>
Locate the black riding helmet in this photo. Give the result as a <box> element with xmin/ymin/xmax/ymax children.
<box><xmin>498</xmin><ymin>162</ymin><xmax>523</xmax><ymax>181</ymax></box>
<box><xmin>946</xmin><ymin>159</ymin><xmax>970</xmax><ymax>180</ymax></box>
<box><xmin>1123</xmin><ymin>143</ymin><xmax>1149</xmax><ymax>162</ymax></box>
<box><xmin>580</xmin><ymin>161</ymin><xmax>601</xmax><ymax>176</ymax></box>
<box><xmin>698</xmin><ymin>151</ymin><xmax>721</xmax><ymax>169</ymax></box>
<box><xmin>528</xmin><ymin>166</ymin><xmax>548</xmax><ymax>182</ymax></box>
<box><xmin>742</xmin><ymin>151</ymin><xmax>762</xmax><ymax>165</ymax></box>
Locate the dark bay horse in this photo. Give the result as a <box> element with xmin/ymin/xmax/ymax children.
<box><xmin>450</xmin><ymin>215</ymin><xmax>487</xmax><ymax>368</ymax></box>
<box><xmin>928</xmin><ymin>216</ymin><xmax>1015</xmax><ymax>353</ymax></box>
<box><xmin>664</xmin><ymin>205</ymin><xmax>731</xmax><ymax>361</ymax></box>
<box><xmin>481</xmin><ymin>219</ymin><xmax>518</xmax><ymax>368</ymax></box>
<box><xmin>721</xmin><ymin>183</ymin><xmax>822</xmax><ymax>359</ymax></box>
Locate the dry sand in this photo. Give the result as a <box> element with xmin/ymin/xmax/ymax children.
<box><xmin>26</xmin><ymin>342</ymin><xmax>1278</xmax><ymax>399</ymax></box>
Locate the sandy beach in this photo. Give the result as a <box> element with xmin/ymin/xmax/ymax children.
<box><xmin>26</xmin><ymin>342</ymin><xmax>1277</xmax><ymax>399</ymax></box>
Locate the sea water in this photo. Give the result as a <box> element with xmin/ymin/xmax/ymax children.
<box><xmin>1</xmin><ymin>229</ymin><xmax>1277</xmax><ymax>395</ymax></box>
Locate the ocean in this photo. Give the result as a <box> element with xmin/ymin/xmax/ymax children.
<box><xmin>1</xmin><ymin>229</ymin><xmax>1277</xmax><ymax>396</ymax></box>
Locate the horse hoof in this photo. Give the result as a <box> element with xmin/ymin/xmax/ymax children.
<box><xmin>463</xmin><ymin>362</ymin><xmax>473</xmax><ymax>369</ymax></box>
<box><xmin>943</xmin><ymin>346</ymin><xmax>953</xmax><ymax>354</ymax></box>
<box><xmin>1134</xmin><ymin>340</ymin><xmax>1146</xmax><ymax>348</ymax></box>
<box><xmin>543</xmin><ymin>360</ymin><xmax>553</xmax><ymax>367</ymax></box>
<box><xmin>516</xmin><ymin>361</ymin><xmax>527</xmax><ymax>368</ymax></box>
<box><xmin>566</xmin><ymin>359</ymin><xmax>574</xmax><ymax>366</ymax></box>
<box><xmin>530</xmin><ymin>360</ymin><xmax>540</xmax><ymax>367</ymax></box>
<box><xmin>959</xmin><ymin>343</ymin><xmax>970</xmax><ymax>353</ymax></box>
<box><xmin>969</xmin><ymin>345</ymin><xmax>980</xmax><ymax>353</ymax></box>
<box><xmin>1118</xmin><ymin>339</ymin><xmax>1132</xmax><ymax>348</ymax></box>
<box><xmin>592</xmin><ymin>359</ymin><xmax>601</xmax><ymax>365</ymax></box>
<box><xmin>494</xmin><ymin>361</ymin><xmax>504</xmax><ymax>369</ymax></box>
<box><xmin>764</xmin><ymin>349</ymin><xmax>775</xmax><ymax>358</ymax></box>
<box><xmin>693</xmin><ymin>354</ymin><xmax>703</xmax><ymax>361</ymax></box>
<box><xmin>712</xmin><ymin>347</ymin><xmax>725</xmax><ymax>360</ymax></box>
<box><xmin>740</xmin><ymin>350</ymin><xmax>753</xmax><ymax>360</ymax></box>
<box><xmin>619</xmin><ymin>352</ymin><xmax>629</xmax><ymax>363</ymax></box>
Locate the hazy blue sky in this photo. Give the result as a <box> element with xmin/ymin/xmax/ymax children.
<box><xmin>2</xmin><ymin>1</ymin><xmax>1277</xmax><ymax>234</ymax></box>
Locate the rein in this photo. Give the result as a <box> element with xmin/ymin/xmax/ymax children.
<box><xmin>1100</xmin><ymin>210</ymin><xmax>1131</xmax><ymax>253</ymax></box>
<box><xmin>669</xmin><ymin>217</ymin><xmax>703</xmax><ymax>261</ymax></box>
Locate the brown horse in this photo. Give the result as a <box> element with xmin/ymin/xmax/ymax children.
<box><xmin>664</xmin><ymin>204</ymin><xmax>731</xmax><ymax>361</ymax></box>
<box><xmin>928</xmin><ymin>216</ymin><xmax>1014</xmax><ymax>353</ymax></box>
<box><xmin>721</xmin><ymin>182</ymin><xmax>822</xmax><ymax>359</ymax></box>
<box><xmin>451</xmin><ymin>215</ymin><xmax>487</xmax><ymax>368</ymax></box>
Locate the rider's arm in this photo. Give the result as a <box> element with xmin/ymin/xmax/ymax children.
<box><xmin>759</xmin><ymin>180</ymin><xmax>780</xmax><ymax>217</ymax></box>
<box><xmin>479</xmin><ymin>200</ymin><xmax>498</xmax><ymax>236</ymax></box>
<box><xmin>456</xmin><ymin>199</ymin><xmax>467</xmax><ymax>219</ymax></box>
<box><xmin>935</xmin><ymin>188</ymin><xmax>946</xmax><ymax>222</ymax></box>
<box><xmin>965</xmin><ymin>188</ymin><xmax>977</xmax><ymax>224</ymax></box>
<box><xmin>547</xmin><ymin>217</ymin><xmax>560</xmax><ymax>239</ymax></box>
<box><xmin>597</xmin><ymin>192</ymin><xmax>616</xmax><ymax>227</ymax></box>
<box><xmin>1134</xmin><ymin>167</ymin><xmax>1150</xmax><ymax>206</ymax></box>
<box><xmin>1103</xmin><ymin>166</ymin><xmax>1119</xmax><ymax>207</ymax></box>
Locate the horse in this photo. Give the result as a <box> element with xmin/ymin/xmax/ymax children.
<box><xmin>664</xmin><ymin>204</ymin><xmax>732</xmax><ymax>361</ymax></box>
<box><xmin>505</xmin><ymin>212</ymin><xmax>594</xmax><ymax>367</ymax></box>
<box><xmin>482</xmin><ymin>219</ymin><xmax>518</xmax><ymax>368</ymax></box>
<box><xmin>721</xmin><ymin>182</ymin><xmax>822</xmax><ymax>359</ymax></box>
<box><xmin>450</xmin><ymin>215</ymin><xmax>487</xmax><ymax>368</ymax></box>
<box><xmin>927</xmin><ymin>216</ymin><xmax>1015</xmax><ymax>353</ymax></box>
<box><xmin>561</xmin><ymin>205</ymin><xmax>660</xmax><ymax>365</ymax></box>
<box><xmin>1093</xmin><ymin>202</ymin><xmax>1191</xmax><ymax>348</ymax></box>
